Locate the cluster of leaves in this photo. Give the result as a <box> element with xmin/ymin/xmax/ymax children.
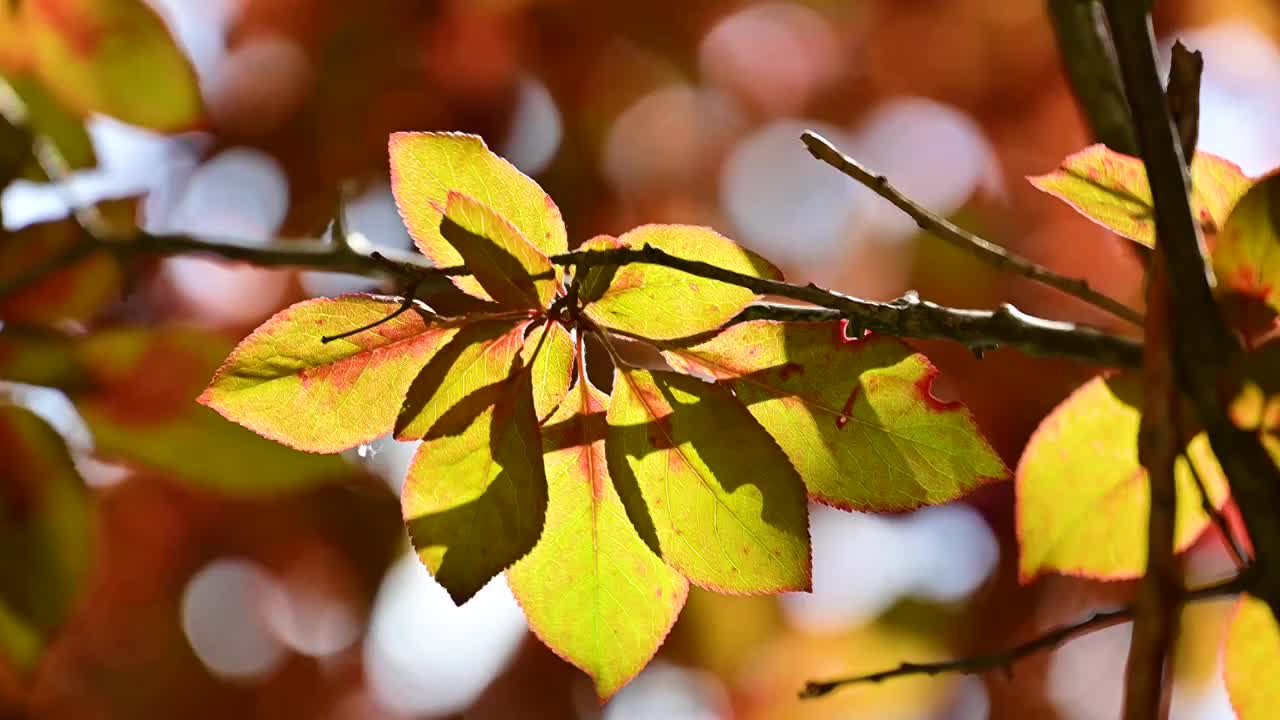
<box><xmin>1026</xmin><ymin>144</ymin><xmax>1280</xmax><ymax>716</ymax></box>
<box><xmin>199</xmin><ymin>132</ymin><xmax>1008</xmax><ymax>698</ymax></box>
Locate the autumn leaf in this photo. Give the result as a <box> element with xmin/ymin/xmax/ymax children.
<box><xmin>389</xmin><ymin>132</ymin><xmax>567</xmax><ymax>300</ymax></box>
<box><xmin>23</xmin><ymin>0</ymin><xmax>202</xmax><ymax>131</ymax></box>
<box><xmin>507</xmin><ymin>374</ymin><xmax>687</xmax><ymax>700</ymax></box>
<box><xmin>664</xmin><ymin>321</ymin><xmax>1005</xmax><ymax>510</ymax></box>
<box><xmin>0</xmin><ymin>405</ymin><xmax>94</xmax><ymax>674</ymax></box>
<box><xmin>1214</xmin><ymin>172</ymin><xmax>1280</xmax><ymax>313</ymax></box>
<box><xmin>1016</xmin><ymin>374</ymin><xmax>1228</xmax><ymax>581</ymax></box>
<box><xmin>521</xmin><ymin>320</ymin><xmax>574</xmax><ymax>421</ymax></box>
<box><xmin>440</xmin><ymin>191</ymin><xmax>558</xmax><ymax>309</ymax></box>
<box><xmin>403</xmin><ymin>369</ymin><xmax>547</xmax><ymax>604</ymax></box>
<box><xmin>1224</xmin><ymin>595</ymin><xmax>1280</xmax><ymax>720</ymax></box>
<box><xmin>606</xmin><ymin>367</ymin><xmax>810</xmax><ymax>594</ymax></box>
<box><xmin>201</xmin><ymin>295</ymin><xmax>461</xmax><ymax>454</ymax></box>
<box><xmin>5</xmin><ymin>73</ymin><xmax>96</xmax><ymax>177</ymax></box>
<box><xmin>0</xmin><ymin>216</ymin><xmax>119</xmax><ymax>324</ymax></box>
<box><xmin>581</xmin><ymin>225</ymin><xmax>782</xmax><ymax>341</ymax></box>
<box><xmin>1028</xmin><ymin>144</ymin><xmax>1251</xmax><ymax>247</ymax></box>
<box><xmin>395</xmin><ymin>318</ymin><xmax>530</xmax><ymax>440</ymax></box>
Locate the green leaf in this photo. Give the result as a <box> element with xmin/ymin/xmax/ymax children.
<box><xmin>403</xmin><ymin>369</ymin><xmax>548</xmax><ymax>604</ymax></box>
<box><xmin>389</xmin><ymin>132</ymin><xmax>567</xmax><ymax>300</ymax></box>
<box><xmin>24</xmin><ymin>0</ymin><xmax>202</xmax><ymax>131</ymax></box>
<box><xmin>663</xmin><ymin>321</ymin><xmax>1006</xmax><ymax>510</ymax></box>
<box><xmin>1214</xmin><ymin>173</ymin><xmax>1280</xmax><ymax>313</ymax></box>
<box><xmin>395</xmin><ymin>318</ymin><xmax>529</xmax><ymax>440</ymax></box>
<box><xmin>0</xmin><ymin>405</ymin><xmax>94</xmax><ymax>674</ymax></box>
<box><xmin>1016</xmin><ymin>374</ymin><xmax>1229</xmax><ymax>581</ymax></box>
<box><xmin>507</xmin><ymin>376</ymin><xmax>688</xmax><ymax>700</ymax></box>
<box><xmin>1224</xmin><ymin>595</ymin><xmax>1280</xmax><ymax>720</ymax></box>
<box><xmin>606</xmin><ymin>367</ymin><xmax>810</xmax><ymax>594</ymax></box>
<box><xmin>441</xmin><ymin>191</ymin><xmax>558</xmax><ymax>309</ymax></box>
<box><xmin>200</xmin><ymin>295</ymin><xmax>461</xmax><ymax>453</ymax></box>
<box><xmin>522</xmin><ymin>320</ymin><xmax>574</xmax><ymax>422</ymax></box>
<box><xmin>5</xmin><ymin>73</ymin><xmax>95</xmax><ymax>175</ymax></box>
<box><xmin>581</xmin><ymin>225</ymin><xmax>782</xmax><ymax>341</ymax></box>
<box><xmin>84</xmin><ymin>327</ymin><xmax>348</xmax><ymax>495</ymax></box>
<box><xmin>1028</xmin><ymin>144</ymin><xmax>1251</xmax><ymax>247</ymax></box>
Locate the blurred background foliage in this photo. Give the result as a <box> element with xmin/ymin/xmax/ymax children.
<box><xmin>1</xmin><ymin>0</ymin><xmax>1278</xmax><ymax>717</ymax></box>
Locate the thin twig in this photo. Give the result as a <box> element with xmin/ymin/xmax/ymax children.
<box><xmin>1104</xmin><ymin>1</ymin><xmax>1280</xmax><ymax>624</ymax></box>
<box><xmin>557</xmin><ymin>246</ymin><xmax>1143</xmax><ymax>369</ymax></box>
<box><xmin>1046</xmin><ymin>0</ymin><xmax>1139</xmax><ymax>155</ymax></box>
<box><xmin>800</xmin><ymin>130</ymin><xmax>1145</xmax><ymax>327</ymax></box>
<box><xmin>799</xmin><ymin>573</ymin><xmax>1249</xmax><ymax>699</ymax></box>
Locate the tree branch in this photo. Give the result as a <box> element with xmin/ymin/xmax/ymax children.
<box><xmin>800</xmin><ymin>130</ymin><xmax>1145</xmax><ymax>327</ymax></box>
<box><xmin>1103</xmin><ymin>1</ymin><xmax>1280</xmax><ymax>624</ymax></box>
<box><xmin>799</xmin><ymin>573</ymin><xmax>1249</xmax><ymax>699</ymax></box>
<box><xmin>1046</xmin><ymin>0</ymin><xmax>1139</xmax><ymax>155</ymax></box>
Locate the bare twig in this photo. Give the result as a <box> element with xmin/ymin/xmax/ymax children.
<box><xmin>1046</xmin><ymin>0</ymin><xmax>1139</xmax><ymax>155</ymax></box>
<box><xmin>1104</xmin><ymin>0</ymin><xmax>1280</xmax><ymax>624</ymax></box>
<box><xmin>799</xmin><ymin>573</ymin><xmax>1249</xmax><ymax>699</ymax></box>
<box><xmin>800</xmin><ymin>130</ymin><xmax>1145</xmax><ymax>327</ymax></box>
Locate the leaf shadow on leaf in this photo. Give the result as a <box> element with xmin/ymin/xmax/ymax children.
<box><xmin>606</xmin><ymin>372</ymin><xmax>805</xmax><ymax>565</ymax></box>
<box><xmin>404</xmin><ymin>371</ymin><xmax>549</xmax><ymax>604</ymax></box>
<box><xmin>395</xmin><ymin>319</ymin><xmax>522</xmax><ymax>439</ymax></box>
<box><xmin>441</xmin><ymin>214</ymin><xmax>550</xmax><ymax>307</ymax></box>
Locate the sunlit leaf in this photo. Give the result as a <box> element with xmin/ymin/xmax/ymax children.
<box><xmin>1224</xmin><ymin>595</ymin><xmax>1280</xmax><ymax>720</ymax></box>
<box><xmin>0</xmin><ymin>405</ymin><xmax>94</xmax><ymax>674</ymax></box>
<box><xmin>0</xmin><ymin>215</ymin><xmax>119</xmax><ymax>324</ymax></box>
<box><xmin>395</xmin><ymin>318</ymin><xmax>529</xmax><ymax>440</ymax></box>
<box><xmin>606</xmin><ymin>367</ymin><xmax>810</xmax><ymax>594</ymax></box>
<box><xmin>441</xmin><ymin>191</ymin><xmax>557</xmax><ymax>309</ymax></box>
<box><xmin>403</xmin><ymin>369</ymin><xmax>547</xmax><ymax>604</ymax></box>
<box><xmin>521</xmin><ymin>320</ymin><xmax>574</xmax><ymax>421</ymax></box>
<box><xmin>581</xmin><ymin>225</ymin><xmax>782</xmax><ymax>341</ymax></box>
<box><xmin>508</xmin><ymin>376</ymin><xmax>687</xmax><ymax>700</ymax></box>
<box><xmin>24</xmin><ymin>0</ymin><xmax>202</xmax><ymax>131</ymax></box>
<box><xmin>1028</xmin><ymin>144</ymin><xmax>1252</xmax><ymax>247</ymax></box>
<box><xmin>201</xmin><ymin>295</ymin><xmax>461</xmax><ymax>453</ymax></box>
<box><xmin>1214</xmin><ymin>173</ymin><xmax>1280</xmax><ymax>313</ymax></box>
<box><xmin>0</xmin><ymin>3</ymin><xmax>31</xmax><ymax>72</ymax></box>
<box><xmin>1016</xmin><ymin>374</ymin><xmax>1228</xmax><ymax>581</ymax></box>
<box><xmin>663</xmin><ymin>321</ymin><xmax>1005</xmax><ymax>510</ymax></box>
<box><xmin>389</xmin><ymin>132</ymin><xmax>567</xmax><ymax>300</ymax></box>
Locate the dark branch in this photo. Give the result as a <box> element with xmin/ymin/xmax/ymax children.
<box><xmin>800</xmin><ymin>573</ymin><xmax>1249</xmax><ymax>699</ymax></box>
<box><xmin>1046</xmin><ymin>0</ymin><xmax>1139</xmax><ymax>155</ymax></box>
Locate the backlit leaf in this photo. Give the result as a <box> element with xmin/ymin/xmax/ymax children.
<box><xmin>0</xmin><ymin>405</ymin><xmax>94</xmax><ymax>674</ymax></box>
<box><xmin>1224</xmin><ymin>595</ymin><xmax>1280</xmax><ymax>720</ymax></box>
<box><xmin>581</xmin><ymin>225</ymin><xmax>782</xmax><ymax>341</ymax></box>
<box><xmin>441</xmin><ymin>191</ymin><xmax>557</xmax><ymax>309</ymax></box>
<box><xmin>606</xmin><ymin>367</ymin><xmax>810</xmax><ymax>594</ymax></box>
<box><xmin>395</xmin><ymin>318</ymin><xmax>529</xmax><ymax>440</ymax></box>
<box><xmin>522</xmin><ymin>320</ymin><xmax>574</xmax><ymax>421</ymax></box>
<box><xmin>663</xmin><ymin>321</ymin><xmax>1005</xmax><ymax>510</ymax></box>
<box><xmin>1016</xmin><ymin>374</ymin><xmax>1228</xmax><ymax>581</ymax></box>
<box><xmin>507</xmin><ymin>376</ymin><xmax>687</xmax><ymax>700</ymax></box>
<box><xmin>389</xmin><ymin>132</ymin><xmax>567</xmax><ymax>300</ymax></box>
<box><xmin>1214</xmin><ymin>173</ymin><xmax>1280</xmax><ymax>313</ymax></box>
<box><xmin>86</xmin><ymin>327</ymin><xmax>348</xmax><ymax>495</ymax></box>
<box><xmin>403</xmin><ymin>369</ymin><xmax>547</xmax><ymax>604</ymax></box>
<box><xmin>201</xmin><ymin>295</ymin><xmax>460</xmax><ymax>453</ymax></box>
<box><xmin>1028</xmin><ymin>144</ymin><xmax>1251</xmax><ymax>247</ymax></box>
<box><xmin>24</xmin><ymin>0</ymin><xmax>202</xmax><ymax>131</ymax></box>
<box><xmin>0</xmin><ymin>3</ymin><xmax>31</xmax><ymax>71</ymax></box>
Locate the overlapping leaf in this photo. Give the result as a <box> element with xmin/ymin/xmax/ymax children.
<box><xmin>389</xmin><ymin>132</ymin><xmax>567</xmax><ymax>300</ymax></box>
<box><xmin>1224</xmin><ymin>595</ymin><xmax>1280</xmax><ymax>720</ymax></box>
<box><xmin>508</xmin><ymin>376</ymin><xmax>687</xmax><ymax>700</ymax></box>
<box><xmin>23</xmin><ymin>0</ymin><xmax>201</xmax><ymax>131</ymax></box>
<box><xmin>606</xmin><ymin>367</ymin><xmax>810</xmax><ymax>593</ymax></box>
<box><xmin>522</xmin><ymin>320</ymin><xmax>574</xmax><ymax>421</ymax></box>
<box><xmin>403</xmin><ymin>369</ymin><xmax>547</xmax><ymax>604</ymax></box>
<box><xmin>1029</xmin><ymin>144</ymin><xmax>1251</xmax><ymax>247</ymax></box>
<box><xmin>1016</xmin><ymin>374</ymin><xmax>1229</xmax><ymax>580</ymax></box>
<box><xmin>395</xmin><ymin>318</ymin><xmax>530</xmax><ymax>440</ymax></box>
<box><xmin>441</xmin><ymin>191</ymin><xmax>558</xmax><ymax>309</ymax></box>
<box><xmin>1214</xmin><ymin>173</ymin><xmax>1280</xmax><ymax>313</ymax></box>
<box><xmin>664</xmin><ymin>321</ymin><xmax>1005</xmax><ymax>510</ymax></box>
<box><xmin>581</xmin><ymin>225</ymin><xmax>782</xmax><ymax>341</ymax></box>
<box><xmin>0</xmin><ymin>405</ymin><xmax>94</xmax><ymax>673</ymax></box>
<box><xmin>201</xmin><ymin>295</ymin><xmax>461</xmax><ymax>453</ymax></box>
